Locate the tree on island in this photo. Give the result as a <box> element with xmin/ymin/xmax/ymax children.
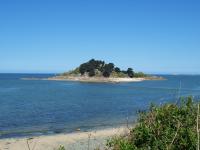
<box><xmin>64</xmin><ymin>59</ymin><xmax>147</xmax><ymax>78</ymax></box>
<box><xmin>88</xmin><ymin>69</ymin><xmax>95</xmax><ymax>77</ymax></box>
<box><xmin>114</xmin><ymin>67</ymin><xmax>121</xmax><ymax>73</ymax></box>
<box><xmin>102</xmin><ymin>63</ymin><xmax>114</xmax><ymax>77</ymax></box>
<box><xmin>127</xmin><ymin>68</ymin><xmax>134</xmax><ymax>78</ymax></box>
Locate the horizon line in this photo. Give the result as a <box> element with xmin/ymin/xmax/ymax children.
<box><xmin>0</xmin><ymin>72</ymin><xmax>200</xmax><ymax>76</ymax></box>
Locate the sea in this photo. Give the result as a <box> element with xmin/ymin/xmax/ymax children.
<box><xmin>0</xmin><ymin>73</ymin><xmax>200</xmax><ymax>138</ymax></box>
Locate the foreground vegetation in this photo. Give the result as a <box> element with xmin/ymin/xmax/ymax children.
<box><xmin>106</xmin><ymin>97</ymin><xmax>199</xmax><ymax>150</ymax></box>
<box><xmin>57</xmin><ymin>97</ymin><xmax>199</xmax><ymax>150</ymax></box>
<box><xmin>62</xmin><ymin>59</ymin><xmax>147</xmax><ymax>78</ymax></box>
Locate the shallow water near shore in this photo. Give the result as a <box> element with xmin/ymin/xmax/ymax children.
<box><xmin>0</xmin><ymin>74</ymin><xmax>200</xmax><ymax>139</ymax></box>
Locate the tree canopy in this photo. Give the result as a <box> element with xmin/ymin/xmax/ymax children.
<box><xmin>63</xmin><ymin>59</ymin><xmax>147</xmax><ymax>78</ymax></box>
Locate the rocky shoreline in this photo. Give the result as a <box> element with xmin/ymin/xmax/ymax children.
<box><xmin>22</xmin><ymin>76</ymin><xmax>165</xmax><ymax>83</ymax></box>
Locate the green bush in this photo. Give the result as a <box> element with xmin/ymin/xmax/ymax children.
<box><xmin>111</xmin><ymin>71</ymin><xmax>128</xmax><ymax>78</ymax></box>
<box><xmin>62</xmin><ymin>67</ymin><xmax>80</xmax><ymax>76</ymax></box>
<box><xmin>107</xmin><ymin>97</ymin><xmax>199</xmax><ymax>150</ymax></box>
<box><xmin>58</xmin><ymin>145</ymin><xmax>65</xmax><ymax>150</ymax></box>
<box><xmin>134</xmin><ymin>72</ymin><xmax>147</xmax><ymax>78</ymax></box>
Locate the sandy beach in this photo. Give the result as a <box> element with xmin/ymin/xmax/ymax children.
<box><xmin>46</xmin><ymin>75</ymin><xmax>165</xmax><ymax>83</ymax></box>
<box><xmin>47</xmin><ymin>76</ymin><xmax>147</xmax><ymax>83</ymax></box>
<box><xmin>21</xmin><ymin>75</ymin><xmax>165</xmax><ymax>83</ymax></box>
<box><xmin>0</xmin><ymin>127</ymin><xmax>129</xmax><ymax>150</ymax></box>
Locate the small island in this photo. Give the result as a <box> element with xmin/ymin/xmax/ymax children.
<box><xmin>47</xmin><ymin>59</ymin><xmax>163</xmax><ymax>83</ymax></box>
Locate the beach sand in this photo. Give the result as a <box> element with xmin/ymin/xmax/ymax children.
<box><xmin>22</xmin><ymin>75</ymin><xmax>165</xmax><ymax>83</ymax></box>
<box><xmin>0</xmin><ymin>127</ymin><xmax>128</xmax><ymax>150</ymax></box>
<box><xmin>46</xmin><ymin>76</ymin><xmax>147</xmax><ymax>83</ymax></box>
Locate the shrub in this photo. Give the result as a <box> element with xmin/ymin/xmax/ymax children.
<box><xmin>127</xmin><ymin>68</ymin><xmax>134</xmax><ymax>78</ymax></box>
<box><xmin>58</xmin><ymin>145</ymin><xmax>65</xmax><ymax>150</ymax></box>
<box><xmin>103</xmin><ymin>63</ymin><xmax>115</xmax><ymax>77</ymax></box>
<box><xmin>89</xmin><ymin>69</ymin><xmax>95</xmax><ymax>77</ymax></box>
<box><xmin>111</xmin><ymin>71</ymin><xmax>128</xmax><ymax>78</ymax></box>
<box><xmin>106</xmin><ymin>97</ymin><xmax>199</xmax><ymax>150</ymax></box>
<box><xmin>134</xmin><ymin>72</ymin><xmax>147</xmax><ymax>78</ymax></box>
<box><xmin>103</xmin><ymin>71</ymin><xmax>111</xmax><ymax>77</ymax></box>
<box><xmin>115</xmin><ymin>67</ymin><xmax>121</xmax><ymax>73</ymax></box>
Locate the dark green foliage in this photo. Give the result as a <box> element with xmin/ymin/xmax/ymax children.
<box><xmin>79</xmin><ymin>63</ymin><xmax>88</xmax><ymax>75</ymax></box>
<box><xmin>127</xmin><ymin>68</ymin><xmax>134</xmax><ymax>78</ymax></box>
<box><xmin>103</xmin><ymin>71</ymin><xmax>111</xmax><ymax>77</ymax></box>
<box><xmin>107</xmin><ymin>97</ymin><xmax>198</xmax><ymax>150</ymax></box>
<box><xmin>102</xmin><ymin>63</ymin><xmax>115</xmax><ymax>77</ymax></box>
<box><xmin>121</xmin><ymin>70</ymin><xmax>127</xmax><ymax>74</ymax></box>
<box><xmin>63</xmin><ymin>59</ymin><xmax>147</xmax><ymax>78</ymax></box>
<box><xmin>79</xmin><ymin>59</ymin><xmax>106</xmax><ymax>76</ymax></box>
<box><xmin>115</xmin><ymin>67</ymin><xmax>121</xmax><ymax>73</ymax></box>
<box><xmin>89</xmin><ymin>69</ymin><xmax>95</xmax><ymax>77</ymax></box>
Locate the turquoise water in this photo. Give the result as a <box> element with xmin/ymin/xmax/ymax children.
<box><xmin>0</xmin><ymin>74</ymin><xmax>200</xmax><ymax>138</ymax></box>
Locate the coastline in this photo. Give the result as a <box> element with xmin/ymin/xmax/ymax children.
<box><xmin>22</xmin><ymin>76</ymin><xmax>165</xmax><ymax>83</ymax></box>
<box><xmin>47</xmin><ymin>76</ymin><xmax>146</xmax><ymax>83</ymax></box>
<box><xmin>0</xmin><ymin>126</ymin><xmax>128</xmax><ymax>150</ymax></box>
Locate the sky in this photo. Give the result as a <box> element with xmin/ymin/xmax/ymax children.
<box><xmin>0</xmin><ymin>0</ymin><xmax>200</xmax><ymax>74</ymax></box>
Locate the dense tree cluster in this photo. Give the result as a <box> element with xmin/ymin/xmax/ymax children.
<box><xmin>79</xmin><ymin>59</ymin><xmax>135</xmax><ymax>78</ymax></box>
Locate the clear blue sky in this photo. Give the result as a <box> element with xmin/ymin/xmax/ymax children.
<box><xmin>0</xmin><ymin>0</ymin><xmax>200</xmax><ymax>74</ymax></box>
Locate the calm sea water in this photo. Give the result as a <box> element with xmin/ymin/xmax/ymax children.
<box><xmin>0</xmin><ymin>74</ymin><xmax>200</xmax><ymax>138</ymax></box>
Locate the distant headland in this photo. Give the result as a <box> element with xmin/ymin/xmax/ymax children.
<box><xmin>45</xmin><ymin>59</ymin><xmax>164</xmax><ymax>83</ymax></box>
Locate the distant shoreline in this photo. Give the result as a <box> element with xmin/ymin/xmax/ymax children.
<box><xmin>22</xmin><ymin>76</ymin><xmax>165</xmax><ymax>83</ymax></box>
